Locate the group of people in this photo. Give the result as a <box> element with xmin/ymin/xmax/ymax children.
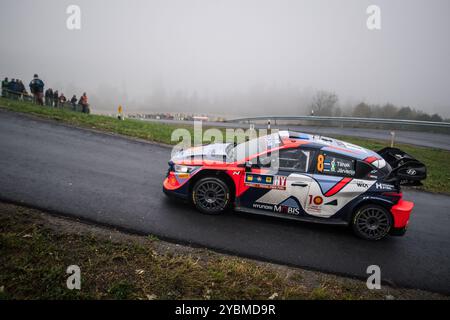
<box><xmin>44</xmin><ymin>88</ymin><xmax>88</xmax><ymax>113</ymax></box>
<box><xmin>2</xmin><ymin>74</ymin><xmax>90</xmax><ymax>114</ymax></box>
<box><xmin>1</xmin><ymin>78</ymin><xmax>28</xmax><ymax>100</ymax></box>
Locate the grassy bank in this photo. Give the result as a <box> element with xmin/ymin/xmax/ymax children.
<box><xmin>0</xmin><ymin>97</ymin><xmax>183</xmax><ymax>145</ymax></box>
<box><xmin>0</xmin><ymin>202</ymin><xmax>446</xmax><ymax>300</ymax></box>
<box><xmin>1</xmin><ymin>97</ymin><xmax>449</xmax><ymax>194</ymax></box>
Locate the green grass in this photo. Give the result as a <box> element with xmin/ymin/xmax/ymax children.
<box><xmin>1</xmin><ymin>97</ymin><xmax>449</xmax><ymax>194</ymax></box>
<box><xmin>0</xmin><ymin>203</ymin><xmax>339</xmax><ymax>299</ymax></box>
<box><xmin>2</xmin><ymin>202</ymin><xmax>443</xmax><ymax>300</ymax></box>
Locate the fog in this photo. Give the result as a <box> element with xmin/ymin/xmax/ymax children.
<box><xmin>1</xmin><ymin>0</ymin><xmax>449</xmax><ymax>117</ymax></box>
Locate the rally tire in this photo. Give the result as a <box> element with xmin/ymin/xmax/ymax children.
<box><xmin>352</xmin><ymin>204</ymin><xmax>393</xmax><ymax>241</ymax></box>
<box><xmin>191</xmin><ymin>177</ymin><xmax>231</xmax><ymax>215</ymax></box>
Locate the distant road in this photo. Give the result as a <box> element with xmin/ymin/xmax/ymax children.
<box><xmin>1</xmin><ymin>109</ymin><xmax>449</xmax><ymax>294</ymax></box>
<box><xmin>143</xmin><ymin>118</ymin><xmax>450</xmax><ymax>150</ymax></box>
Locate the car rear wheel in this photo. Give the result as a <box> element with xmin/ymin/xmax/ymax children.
<box><xmin>352</xmin><ymin>205</ymin><xmax>392</xmax><ymax>240</ymax></box>
<box><xmin>192</xmin><ymin>177</ymin><xmax>231</xmax><ymax>215</ymax></box>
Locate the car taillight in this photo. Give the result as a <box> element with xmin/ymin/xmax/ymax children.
<box><xmin>382</xmin><ymin>192</ymin><xmax>403</xmax><ymax>204</ymax></box>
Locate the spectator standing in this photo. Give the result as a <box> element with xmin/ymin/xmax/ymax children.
<box><xmin>17</xmin><ymin>80</ymin><xmax>26</xmax><ymax>99</ymax></box>
<box><xmin>45</xmin><ymin>88</ymin><xmax>53</xmax><ymax>106</ymax></box>
<box><xmin>1</xmin><ymin>77</ymin><xmax>9</xmax><ymax>98</ymax></box>
<box><xmin>29</xmin><ymin>74</ymin><xmax>45</xmax><ymax>105</ymax></box>
<box><xmin>53</xmin><ymin>90</ymin><xmax>59</xmax><ymax>108</ymax></box>
<box><xmin>79</xmin><ymin>92</ymin><xmax>89</xmax><ymax>114</ymax></box>
<box><xmin>59</xmin><ymin>93</ymin><xmax>67</xmax><ymax>107</ymax></box>
<box><xmin>8</xmin><ymin>79</ymin><xmax>19</xmax><ymax>100</ymax></box>
<box><xmin>7</xmin><ymin>79</ymin><xmax>14</xmax><ymax>98</ymax></box>
<box><xmin>70</xmin><ymin>95</ymin><xmax>77</xmax><ymax>110</ymax></box>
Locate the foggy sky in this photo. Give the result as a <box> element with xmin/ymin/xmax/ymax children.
<box><xmin>1</xmin><ymin>0</ymin><xmax>449</xmax><ymax>116</ymax></box>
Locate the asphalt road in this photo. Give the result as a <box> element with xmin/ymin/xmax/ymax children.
<box><xmin>1</xmin><ymin>109</ymin><xmax>450</xmax><ymax>294</ymax></box>
<box><xmin>144</xmin><ymin>118</ymin><xmax>450</xmax><ymax>150</ymax></box>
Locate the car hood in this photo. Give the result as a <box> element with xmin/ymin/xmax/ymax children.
<box><xmin>172</xmin><ymin>143</ymin><xmax>232</xmax><ymax>161</ymax></box>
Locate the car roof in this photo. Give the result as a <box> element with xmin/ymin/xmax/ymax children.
<box><xmin>279</xmin><ymin>130</ymin><xmax>381</xmax><ymax>161</ymax></box>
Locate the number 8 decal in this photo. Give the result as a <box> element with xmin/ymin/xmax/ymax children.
<box><xmin>317</xmin><ymin>154</ymin><xmax>324</xmax><ymax>172</ymax></box>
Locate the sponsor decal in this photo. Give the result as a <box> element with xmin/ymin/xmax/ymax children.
<box><xmin>330</xmin><ymin>158</ymin><xmax>336</xmax><ymax>172</ymax></box>
<box><xmin>245</xmin><ymin>173</ymin><xmax>287</xmax><ymax>190</ymax></box>
<box><xmin>406</xmin><ymin>168</ymin><xmax>417</xmax><ymax>176</ymax></box>
<box><xmin>274</xmin><ymin>204</ymin><xmax>300</xmax><ymax>215</ymax></box>
<box><xmin>274</xmin><ymin>176</ymin><xmax>287</xmax><ymax>188</ymax></box>
<box><xmin>355</xmin><ymin>180</ymin><xmax>369</xmax><ymax>188</ymax></box>
<box><xmin>308</xmin><ymin>195</ymin><xmax>324</xmax><ymax>212</ymax></box>
<box><xmin>322</xmin><ymin>155</ymin><xmax>355</xmax><ymax>177</ymax></box>
<box><xmin>252</xmin><ymin>202</ymin><xmax>300</xmax><ymax>215</ymax></box>
<box><xmin>313</xmin><ymin>196</ymin><xmax>323</xmax><ymax>205</ymax></box>
<box><xmin>375</xmin><ymin>183</ymin><xmax>394</xmax><ymax>190</ymax></box>
<box><xmin>253</xmin><ymin>203</ymin><xmax>273</xmax><ymax>210</ymax></box>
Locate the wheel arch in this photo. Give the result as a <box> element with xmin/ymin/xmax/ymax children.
<box><xmin>346</xmin><ymin>197</ymin><xmax>394</xmax><ymax>224</ymax></box>
<box><xmin>188</xmin><ymin>169</ymin><xmax>236</xmax><ymax>202</ymax></box>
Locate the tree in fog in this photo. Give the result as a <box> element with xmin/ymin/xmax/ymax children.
<box><xmin>430</xmin><ymin>113</ymin><xmax>443</xmax><ymax>122</ymax></box>
<box><xmin>310</xmin><ymin>91</ymin><xmax>339</xmax><ymax>116</ymax></box>
<box><xmin>396</xmin><ymin>107</ymin><xmax>414</xmax><ymax>119</ymax></box>
<box><xmin>380</xmin><ymin>103</ymin><xmax>398</xmax><ymax>119</ymax></box>
<box><xmin>352</xmin><ymin>102</ymin><xmax>372</xmax><ymax>117</ymax></box>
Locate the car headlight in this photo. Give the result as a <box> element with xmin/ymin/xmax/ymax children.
<box><xmin>174</xmin><ymin>165</ymin><xmax>199</xmax><ymax>173</ymax></box>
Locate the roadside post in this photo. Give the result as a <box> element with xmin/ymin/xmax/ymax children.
<box><xmin>249</xmin><ymin>123</ymin><xmax>255</xmax><ymax>136</ymax></box>
<box><xmin>118</xmin><ymin>105</ymin><xmax>124</xmax><ymax>120</ymax></box>
<box><xmin>390</xmin><ymin>131</ymin><xmax>396</xmax><ymax>147</ymax></box>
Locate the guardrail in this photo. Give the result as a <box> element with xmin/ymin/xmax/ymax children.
<box><xmin>226</xmin><ymin>115</ymin><xmax>450</xmax><ymax>128</ymax></box>
<box><xmin>1</xmin><ymin>88</ymin><xmax>34</xmax><ymax>102</ymax></box>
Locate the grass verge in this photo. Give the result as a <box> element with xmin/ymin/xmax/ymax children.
<box><xmin>1</xmin><ymin>97</ymin><xmax>449</xmax><ymax>194</ymax></box>
<box><xmin>0</xmin><ymin>202</ymin><xmax>446</xmax><ymax>300</ymax></box>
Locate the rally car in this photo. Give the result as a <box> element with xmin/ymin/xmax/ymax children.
<box><xmin>163</xmin><ymin>131</ymin><xmax>426</xmax><ymax>240</ymax></box>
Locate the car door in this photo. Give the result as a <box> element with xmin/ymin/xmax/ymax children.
<box><xmin>306</xmin><ymin>151</ymin><xmax>376</xmax><ymax>218</ymax></box>
<box><xmin>238</xmin><ymin>147</ymin><xmax>314</xmax><ymax>217</ymax></box>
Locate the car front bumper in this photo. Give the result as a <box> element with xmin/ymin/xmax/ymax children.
<box><xmin>163</xmin><ymin>177</ymin><xmax>189</xmax><ymax>201</ymax></box>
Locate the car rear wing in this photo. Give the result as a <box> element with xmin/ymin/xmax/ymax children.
<box><xmin>377</xmin><ymin>147</ymin><xmax>427</xmax><ymax>186</ymax></box>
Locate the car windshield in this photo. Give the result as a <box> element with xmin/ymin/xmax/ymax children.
<box><xmin>227</xmin><ymin>133</ymin><xmax>283</xmax><ymax>162</ymax></box>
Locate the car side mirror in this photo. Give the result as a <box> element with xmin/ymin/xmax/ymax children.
<box><xmin>237</xmin><ymin>161</ymin><xmax>258</xmax><ymax>171</ymax></box>
<box><xmin>245</xmin><ymin>161</ymin><xmax>254</xmax><ymax>172</ymax></box>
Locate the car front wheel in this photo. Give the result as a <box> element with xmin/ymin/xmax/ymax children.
<box><xmin>192</xmin><ymin>177</ymin><xmax>231</xmax><ymax>215</ymax></box>
<box><xmin>352</xmin><ymin>205</ymin><xmax>393</xmax><ymax>240</ymax></box>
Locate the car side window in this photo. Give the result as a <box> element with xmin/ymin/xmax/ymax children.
<box><xmin>278</xmin><ymin>148</ymin><xmax>311</xmax><ymax>172</ymax></box>
<box><xmin>316</xmin><ymin>152</ymin><xmax>356</xmax><ymax>177</ymax></box>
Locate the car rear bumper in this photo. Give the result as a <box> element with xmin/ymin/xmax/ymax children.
<box><xmin>391</xmin><ymin>199</ymin><xmax>414</xmax><ymax>229</ymax></box>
